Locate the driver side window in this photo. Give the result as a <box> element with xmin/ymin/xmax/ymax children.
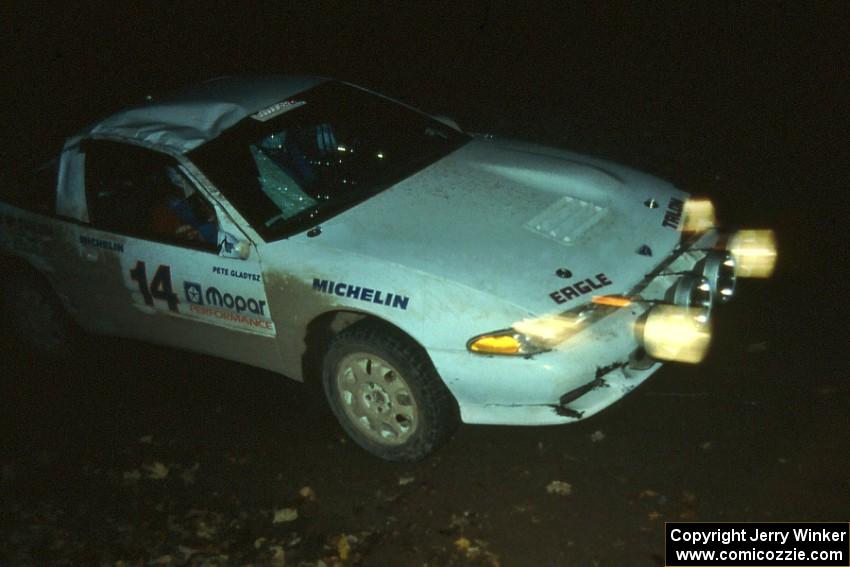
<box><xmin>84</xmin><ymin>141</ymin><xmax>219</xmax><ymax>251</ymax></box>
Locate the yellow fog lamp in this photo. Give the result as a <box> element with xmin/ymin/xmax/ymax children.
<box><xmin>682</xmin><ymin>198</ymin><xmax>717</xmax><ymax>233</ymax></box>
<box><xmin>729</xmin><ymin>229</ymin><xmax>777</xmax><ymax>278</ymax></box>
<box><xmin>637</xmin><ymin>305</ymin><xmax>712</xmax><ymax>363</ymax></box>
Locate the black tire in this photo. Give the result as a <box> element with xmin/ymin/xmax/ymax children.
<box><xmin>322</xmin><ymin>321</ymin><xmax>459</xmax><ymax>462</ymax></box>
<box><xmin>1</xmin><ymin>269</ymin><xmax>78</xmax><ymax>361</ymax></box>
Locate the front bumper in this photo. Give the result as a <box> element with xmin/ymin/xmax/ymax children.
<box><xmin>429</xmin><ymin>305</ymin><xmax>661</xmax><ymax>425</ymax></box>
<box><xmin>454</xmin><ymin>359</ymin><xmax>661</xmax><ymax>425</ymax></box>
<box><xmin>430</xmin><ymin>229</ymin><xmax>732</xmax><ymax>426</ymax></box>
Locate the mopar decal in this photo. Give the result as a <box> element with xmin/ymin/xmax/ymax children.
<box><xmin>184</xmin><ymin>282</ymin><xmax>203</xmax><ymax>304</ymax></box>
<box><xmin>662</xmin><ymin>197</ymin><xmax>684</xmax><ymax>229</ymax></box>
<box><xmin>186</xmin><ymin>304</ymin><xmax>273</xmax><ymax>331</ymax></box>
<box><xmin>549</xmin><ymin>273</ymin><xmax>612</xmax><ymax>304</ymax></box>
<box><xmin>312</xmin><ymin>279</ymin><xmax>410</xmax><ymax>310</ymax></box>
<box><xmin>212</xmin><ymin>265</ymin><xmax>261</xmax><ymax>282</ymax></box>
<box><xmin>184</xmin><ymin>281</ymin><xmax>267</xmax><ymax>316</ymax></box>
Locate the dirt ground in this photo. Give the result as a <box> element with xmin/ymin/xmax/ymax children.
<box><xmin>1</xmin><ymin>5</ymin><xmax>847</xmax><ymax>566</ymax></box>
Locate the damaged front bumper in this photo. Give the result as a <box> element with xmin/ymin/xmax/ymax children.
<box><xmin>430</xmin><ymin>305</ymin><xmax>662</xmax><ymax>426</ymax></box>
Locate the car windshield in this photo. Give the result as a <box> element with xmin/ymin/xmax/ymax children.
<box><xmin>189</xmin><ymin>81</ymin><xmax>469</xmax><ymax>241</ymax></box>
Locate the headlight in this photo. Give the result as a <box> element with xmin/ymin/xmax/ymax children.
<box><xmin>637</xmin><ymin>305</ymin><xmax>712</xmax><ymax>363</ymax></box>
<box><xmin>729</xmin><ymin>229</ymin><xmax>777</xmax><ymax>278</ymax></box>
<box><xmin>467</xmin><ymin>304</ymin><xmax>615</xmax><ymax>356</ymax></box>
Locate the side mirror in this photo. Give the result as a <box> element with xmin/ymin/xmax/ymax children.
<box><xmin>218</xmin><ymin>230</ymin><xmax>251</xmax><ymax>260</ymax></box>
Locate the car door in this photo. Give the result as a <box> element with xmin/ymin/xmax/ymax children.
<box><xmin>72</xmin><ymin>139</ymin><xmax>284</xmax><ymax>372</ymax></box>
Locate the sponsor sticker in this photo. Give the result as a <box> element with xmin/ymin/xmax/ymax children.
<box><xmin>251</xmin><ymin>99</ymin><xmax>306</xmax><ymax>122</ymax></box>
<box><xmin>312</xmin><ymin>278</ymin><xmax>410</xmax><ymax>311</ymax></box>
<box><xmin>663</xmin><ymin>197</ymin><xmax>684</xmax><ymax>229</ymax></box>
<box><xmin>184</xmin><ymin>281</ymin><xmax>268</xmax><ymax>316</ymax></box>
<box><xmin>128</xmin><ymin>263</ymin><xmax>274</xmax><ymax>333</ymax></box>
<box><xmin>212</xmin><ymin>265</ymin><xmax>261</xmax><ymax>282</ymax></box>
<box><xmin>80</xmin><ymin>234</ymin><xmax>124</xmax><ymax>253</ymax></box>
<box><xmin>187</xmin><ymin>304</ymin><xmax>273</xmax><ymax>331</ymax></box>
<box><xmin>549</xmin><ymin>273</ymin><xmax>613</xmax><ymax>304</ymax></box>
<box><xmin>183</xmin><ymin>280</ymin><xmax>273</xmax><ymax>331</ymax></box>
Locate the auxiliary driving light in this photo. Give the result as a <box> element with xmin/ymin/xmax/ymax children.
<box><xmin>637</xmin><ymin>305</ymin><xmax>712</xmax><ymax>363</ymax></box>
<box><xmin>698</xmin><ymin>251</ymin><xmax>737</xmax><ymax>304</ymax></box>
<box><xmin>729</xmin><ymin>229</ymin><xmax>777</xmax><ymax>278</ymax></box>
<box><xmin>682</xmin><ymin>198</ymin><xmax>717</xmax><ymax>233</ymax></box>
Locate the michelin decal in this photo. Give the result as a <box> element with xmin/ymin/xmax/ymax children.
<box><xmin>80</xmin><ymin>234</ymin><xmax>124</xmax><ymax>253</ymax></box>
<box><xmin>312</xmin><ymin>278</ymin><xmax>410</xmax><ymax>310</ymax></box>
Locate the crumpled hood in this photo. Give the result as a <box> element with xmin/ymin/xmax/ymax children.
<box><xmin>313</xmin><ymin>137</ymin><xmax>687</xmax><ymax>315</ymax></box>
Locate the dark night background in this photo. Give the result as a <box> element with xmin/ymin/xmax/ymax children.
<box><xmin>2</xmin><ymin>3</ymin><xmax>848</xmax><ymax>565</ymax></box>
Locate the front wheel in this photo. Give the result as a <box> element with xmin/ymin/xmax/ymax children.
<box><xmin>322</xmin><ymin>322</ymin><xmax>459</xmax><ymax>462</ymax></box>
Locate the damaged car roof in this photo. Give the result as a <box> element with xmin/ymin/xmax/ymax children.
<box><xmin>84</xmin><ymin>75</ymin><xmax>328</xmax><ymax>153</ymax></box>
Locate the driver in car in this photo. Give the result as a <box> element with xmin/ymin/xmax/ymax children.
<box><xmin>151</xmin><ymin>167</ymin><xmax>218</xmax><ymax>245</ymax></box>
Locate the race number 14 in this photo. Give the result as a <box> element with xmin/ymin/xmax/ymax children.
<box><xmin>129</xmin><ymin>261</ymin><xmax>179</xmax><ymax>312</ymax></box>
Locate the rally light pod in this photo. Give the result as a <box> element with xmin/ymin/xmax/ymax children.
<box><xmin>698</xmin><ymin>251</ymin><xmax>736</xmax><ymax>304</ymax></box>
<box><xmin>682</xmin><ymin>198</ymin><xmax>717</xmax><ymax>233</ymax></box>
<box><xmin>637</xmin><ymin>305</ymin><xmax>712</xmax><ymax>364</ymax></box>
<box><xmin>669</xmin><ymin>274</ymin><xmax>713</xmax><ymax>315</ymax></box>
<box><xmin>729</xmin><ymin>229</ymin><xmax>777</xmax><ymax>278</ymax></box>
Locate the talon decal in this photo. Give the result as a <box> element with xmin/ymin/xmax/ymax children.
<box><xmin>662</xmin><ymin>197</ymin><xmax>684</xmax><ymax>229</ymax></box>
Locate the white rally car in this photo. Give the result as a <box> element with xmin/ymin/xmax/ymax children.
<box><xmin>0</xmin><ymin>76</ymin><xmax>775</xmax><ymax>461</ymax></box>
